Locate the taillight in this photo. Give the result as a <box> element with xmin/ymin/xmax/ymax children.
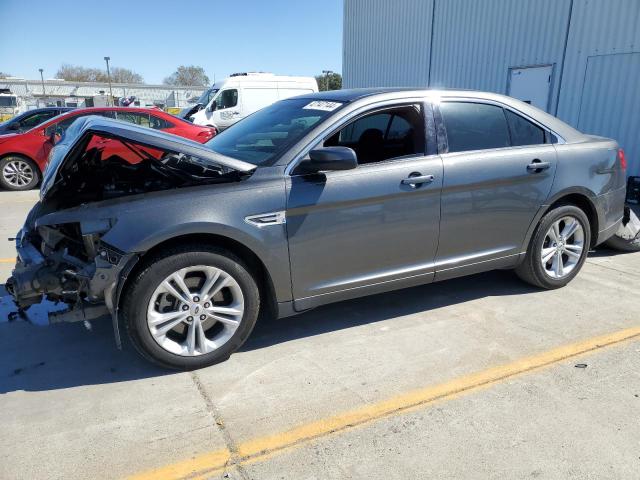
<box><xmin>618</xmin><ymin>148</ymin><xmax>627</xmax><ymax>170</ymax></box>
<box><xmin>196</xmin><ymin>129</ymin><xmax>215</xmax><ymax>143</ymax></box>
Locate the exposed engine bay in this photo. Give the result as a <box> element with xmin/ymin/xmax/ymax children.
<box><xmin>46</xmin><ymin>134</ymin><xmax>242</xmax><ymax>209</ymax></box>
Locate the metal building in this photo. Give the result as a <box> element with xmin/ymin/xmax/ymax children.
<box><xmin>343</xmin><ymin>0</ymin><xmax>640</xmax><ymax>176</ymax></box>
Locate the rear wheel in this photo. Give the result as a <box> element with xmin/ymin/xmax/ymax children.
<box><xmin>0</xmin><ymin>156</ymin><xmax>40</xmax><ymax>191</ymax></box>
<box><xmin>123</xmin><ymin>245</ymin><xmax>260</xmax><ymax>370</ymax></box>
<box><xmin>516</xmin><ymin>205</ymin><xmax>591</xmax><ymax>289</ymax></box>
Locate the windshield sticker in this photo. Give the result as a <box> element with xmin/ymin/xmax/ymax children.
<box><xmin>302</xmin><ymin>101</ymin><xmax>343</xmax><ymax>112</ymax></box>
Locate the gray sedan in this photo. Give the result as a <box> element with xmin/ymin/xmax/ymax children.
<box><xmin>7</xmin><ymin>88</ymin><xmax>627</xmax><ymax>369</ymax></box>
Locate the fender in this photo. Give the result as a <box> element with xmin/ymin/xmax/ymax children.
<box><xmin>518</xmin><ymin>186</ymin><xmax>600</xmax><ymax>259</ymax></box>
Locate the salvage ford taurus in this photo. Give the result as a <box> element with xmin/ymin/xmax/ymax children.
<box><xmin>7</xmin><ymin>89</ymin><xmax>627</xmax><ymax>369</ymax></box>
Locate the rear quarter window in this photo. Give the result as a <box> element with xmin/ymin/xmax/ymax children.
<box><xmin>505</xmin><ymin>109</ymin><xmax>545</xmax><ymax>146</ymax></box>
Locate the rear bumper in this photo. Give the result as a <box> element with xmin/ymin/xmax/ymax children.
<box><xmin>595</xmin><ymin>185</ymin><xmax>627</xmax><ymax>245</ymax></box>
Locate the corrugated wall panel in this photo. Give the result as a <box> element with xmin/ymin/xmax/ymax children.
<box><xmin>429</xmin><ymin>0</ymin><xmax>571</xmax><ymax>113</ymax></box>
<box><xmin>576</xmin><ymin>52</ymin><xmax>640</xmax><ymax>176</ymax></box>
<box><xmin>556</xmin><ymin>0</ymin><xmax>640</xmax><ymax>176</ymax></box>
<box><xmin>343</xmin><ymin>0</ymin><xmax>434</xmax><ymax>88</ymax></box>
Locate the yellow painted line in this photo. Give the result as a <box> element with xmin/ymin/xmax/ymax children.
<box><xmin>0</xmin><ymin>257</ymin><xmax>14</xmax><ymax>263</ymax></box>
<box><xmin>128</xmin><ymin>326</ymin><xmax>640</xmax><ymax>480</ymax></box>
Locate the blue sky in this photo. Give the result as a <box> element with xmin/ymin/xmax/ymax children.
<box><xmin>0</xmin><ymin>0</ymin><xmax>343</xmax><ymax>84</ymax></box>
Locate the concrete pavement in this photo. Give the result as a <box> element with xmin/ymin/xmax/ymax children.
<box><xmin>0</xmin><ymin>190</ymin><xmax>638</xmax><ymax>479</ymax></box>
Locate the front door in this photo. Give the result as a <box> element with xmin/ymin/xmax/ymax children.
<box><xmin>286</xmin><ymin>103</ymin><xmax>442</xmax><ymax>309</ymax></box>
<box><xmin>211</xmin><ymin>89</ymin><xmax>240</xmax><ymax>130</ymax></box>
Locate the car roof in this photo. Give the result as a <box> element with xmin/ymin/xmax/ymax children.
<box><xmin>66</xmin><ymin>115</ymin><xmax>255</xmax><ymax>172</ymax></box>
<box><xmin>295</xmin><ymin>88</ymin><xmax>582</xmax><ymax>141</ymax></box>
<box><xmin>35</xmin><ymin>106</ymin><xmax>165</xmax><ymax>129</ymax></box>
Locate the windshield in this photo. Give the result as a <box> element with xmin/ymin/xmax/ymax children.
<box><xmin>0</xmin><ymin>96</ymin><xmax>17</xmax><ymax>107</ymax></box>
<box><xmin>205</xmin><ymin>98</ymin><xmax>343</xmax><ymax>165</ymax></box>
<box><xmin>197</xmin><ymin>88</ymin><xmax>218</xmax><ymax>105</ymax></box>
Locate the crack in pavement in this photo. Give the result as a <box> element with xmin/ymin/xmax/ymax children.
<box><xmin>190</xmin><ymin>371</ymin><xmax>250</xmax><ymax>480</ymax></box>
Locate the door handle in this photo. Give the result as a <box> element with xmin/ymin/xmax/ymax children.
<box><xmin>401</xmin><ymin>174</ymin><xmax>435</xmax><ymax>187</ymax></box>
<box><xmin>526</xmin><ymin>160</ymin><xmax>551</xmax><ymax>173</ymax></box>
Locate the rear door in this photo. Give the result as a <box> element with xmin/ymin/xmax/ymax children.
<box><xmin>435</xmin><ymin>100</ymin><xmax>557</xmax><ymax>277</ymax></box>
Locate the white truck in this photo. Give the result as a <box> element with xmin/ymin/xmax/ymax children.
<box><xmin>0</xmin><ymin>90</ymin><xmax>23</xmax><ymax>120</ymax></box>
<box><xmin>181</xmin><ymin>73</ymin><xmax>318</xmax><ymax>132</ymax></box>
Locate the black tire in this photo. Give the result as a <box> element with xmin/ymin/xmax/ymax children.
<box><xmin>122</xmin><ymin>244</ymin><xmax>260</xmax><ymax>370</ymax></box>
<box><xmin>0</xmin><ymin>155</ymin><xmax>40</xmax><ymax>191</ymax></box>
<box><xmin>516</xmin><ymin>205</ymin><xmax>591</xmax><ymax>289</ymax></box>
<box><xmin>604</xmin><ymin>234</ymin><xmax>640</xmax><ymax>252</ymax></box>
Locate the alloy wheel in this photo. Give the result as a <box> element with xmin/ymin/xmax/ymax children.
<box><xmin>146</xmin><ymin>265</ymin><xmax>244</xmax><ymax>356</ymax></box>
<box><xmin>540</xmin><ymin>216</ymin><xmax>585</xmax><ymax>279</ymax></box>
<box><xmin>2</xmin><ymin>159</ymin><xmax>34</xmax><ymax>188</ymax></box>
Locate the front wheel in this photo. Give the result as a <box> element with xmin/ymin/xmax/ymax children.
<box><xmin>516</xmin><ymin>205</ymin><xmax>591</xmax><ymax>289</ymax></box>
<box><xmin>0</xmin><ymin>156</ymin><xmax>40</xmax><ymax>191</ymax></box>
<box><xmin>123</xmin><ymin>245</ymin><xmax>260</xmax><ymax>370</ymax></box>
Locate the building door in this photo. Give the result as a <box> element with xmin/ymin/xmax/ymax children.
<box><xmin>507</xmin><ymin>65</ymin><xmax>553</xmax><ymax>111</ymax></box>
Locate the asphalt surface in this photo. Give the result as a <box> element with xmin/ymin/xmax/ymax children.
<box><xmin>0</xmin><ymin>190</ymin><xmax>639</xmax><ymax>480</ymax></box>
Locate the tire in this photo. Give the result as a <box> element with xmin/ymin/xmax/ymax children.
<box><xmin>603</xmin><ymin>208</ymin><xmax>640</xmax><ymax>252</ymax></box>
<box><xmin>0</xmin><ymin>155</ymin><xmax>40</xmax><ymax>191</ymax></box>
<box><xmin>604</xmin><ymin>234</ymin><xmax>640</xmax><ymax>252</ymax></box>
<box><xmin>122</xmin><ymin>244</ymin><xmax>260</xmax><ymax>370</ymax></box>
<box><xmin>516</xmin><ymin>205</ymin><xmax>591</xmax><ymax>289</ymax></box>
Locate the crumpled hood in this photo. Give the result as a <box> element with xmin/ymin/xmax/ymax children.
<box><xmin>40</xmin><ymin>115</ymin><xmax>256</xmax><ymax>202</ymax></box>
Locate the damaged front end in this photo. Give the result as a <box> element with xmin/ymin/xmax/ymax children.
<box><xmin>7</xmin><ymin>217</ymin><xmax>136</xmax><ymax>344</ymax></box>
<box><xmin>6</xmin><ymin>115</ymin><xmax>255</xmax><ymax>345</ymax></box>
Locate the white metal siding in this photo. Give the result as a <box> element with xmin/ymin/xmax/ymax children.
<box><xmin>429</xmin><ymin>0</ymin><xmax>571</xmax><ymax>113</ymax></box>
<box><xmin>343</xmin><ymin>0</ymin><xmax>640</xmax><ymax>176</ymax></box>
<box><xmin>343</xmin><ymin>0</ymin><xmax>434</xmax><ymax>88</ymax></box>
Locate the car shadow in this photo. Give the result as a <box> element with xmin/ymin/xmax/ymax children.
<box><xmin>0</xmin><ymin>246</ymin><xmax>628</xmax><ymax>394</ymax></box>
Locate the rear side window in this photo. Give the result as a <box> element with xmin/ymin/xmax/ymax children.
<box><xmin>505</xmin><ymin>109</ymin><xmax>545</xmax><ymax>146</ymax></box>
<box><xmin>116</xmin><ymin>112</ymin><xmax>151</xmax><ymax>127</ymax></box>
<box><xmin>440</xmin><ymin>102</ymin><xmax>510</xmax><ymax>153</ymax></box>
<box><xmin>149</xmin><ymin>114</ymin><xmax>173</xmax><ymax>130</ymax></box>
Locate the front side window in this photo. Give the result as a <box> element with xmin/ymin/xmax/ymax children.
<box><xmin>505</xmin><ymin>109</ymin><xmax>545</xmax><ymax>146</ymax></box>
<box><xmin>440</xmin><ymin>102</ymin><xmax>510</xmax><ymax>153</ymax></box>
<box><xmin>214</xmin><ymin>89</ymin><xmax>238</xmax><ymax>110</ymax></box>
<box><xmin>46</xmin><ymin>114</ymin><xmax>89</xmax><ymax>136</ymax></box>
<box><xmin>325</xmin><ymin>104</ymin><xmax>425</xmax><ymax>164</ymax></box>
<box><xmin>206</xmin><ymin>98</ymin><xmax>341</xmax><ymax>165</ymax></box>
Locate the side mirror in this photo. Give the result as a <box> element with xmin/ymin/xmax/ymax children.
<box><xmin>300</xmin><ymin>147</ymin><xmax>358</xmax><ymax>173</ymax></box>
<box><xmin>8</xmin><ymin>122</ymin><xmax>20</xmax><ymax>131</ymax></box>
<box><xmin>209</xmin><ymin>102</ymin><xmax>217</xmax><ymax>112</ymax></box>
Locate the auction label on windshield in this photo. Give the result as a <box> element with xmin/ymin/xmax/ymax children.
<box><xmin>303</xmin><ymin>101</ymin><xmax>343</xmax><ymax>111</ymax></box>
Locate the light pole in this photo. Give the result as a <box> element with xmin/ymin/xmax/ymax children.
<box><xmin>322</xmin><ymin>70</ymin><xmax>333</xmax><ymax>91</ymax></box>
<box><xmin>104</xmin><ymin>56</ymin><xmax>113</xmax><ymax>106</ymax></box>
<box><xmin>38</xmin><ymin>68</ymin><xmax>46</xmax><ymax>106</ymax></box>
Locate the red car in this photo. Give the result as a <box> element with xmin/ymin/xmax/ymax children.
<box><xmin>0</xmin><ymin>107</ymin><xmax>216</xmax><ymax>190</ymax></box>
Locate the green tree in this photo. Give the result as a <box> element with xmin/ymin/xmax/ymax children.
<box><xmin>163</xmin><ymin>66</ymin><xmax>210</xmax><ymax>87</ymax></box>
<box><xmin>315</xmin><ymin>72</ymin><xmax>342</xmax><ymax>91</ymax></box>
